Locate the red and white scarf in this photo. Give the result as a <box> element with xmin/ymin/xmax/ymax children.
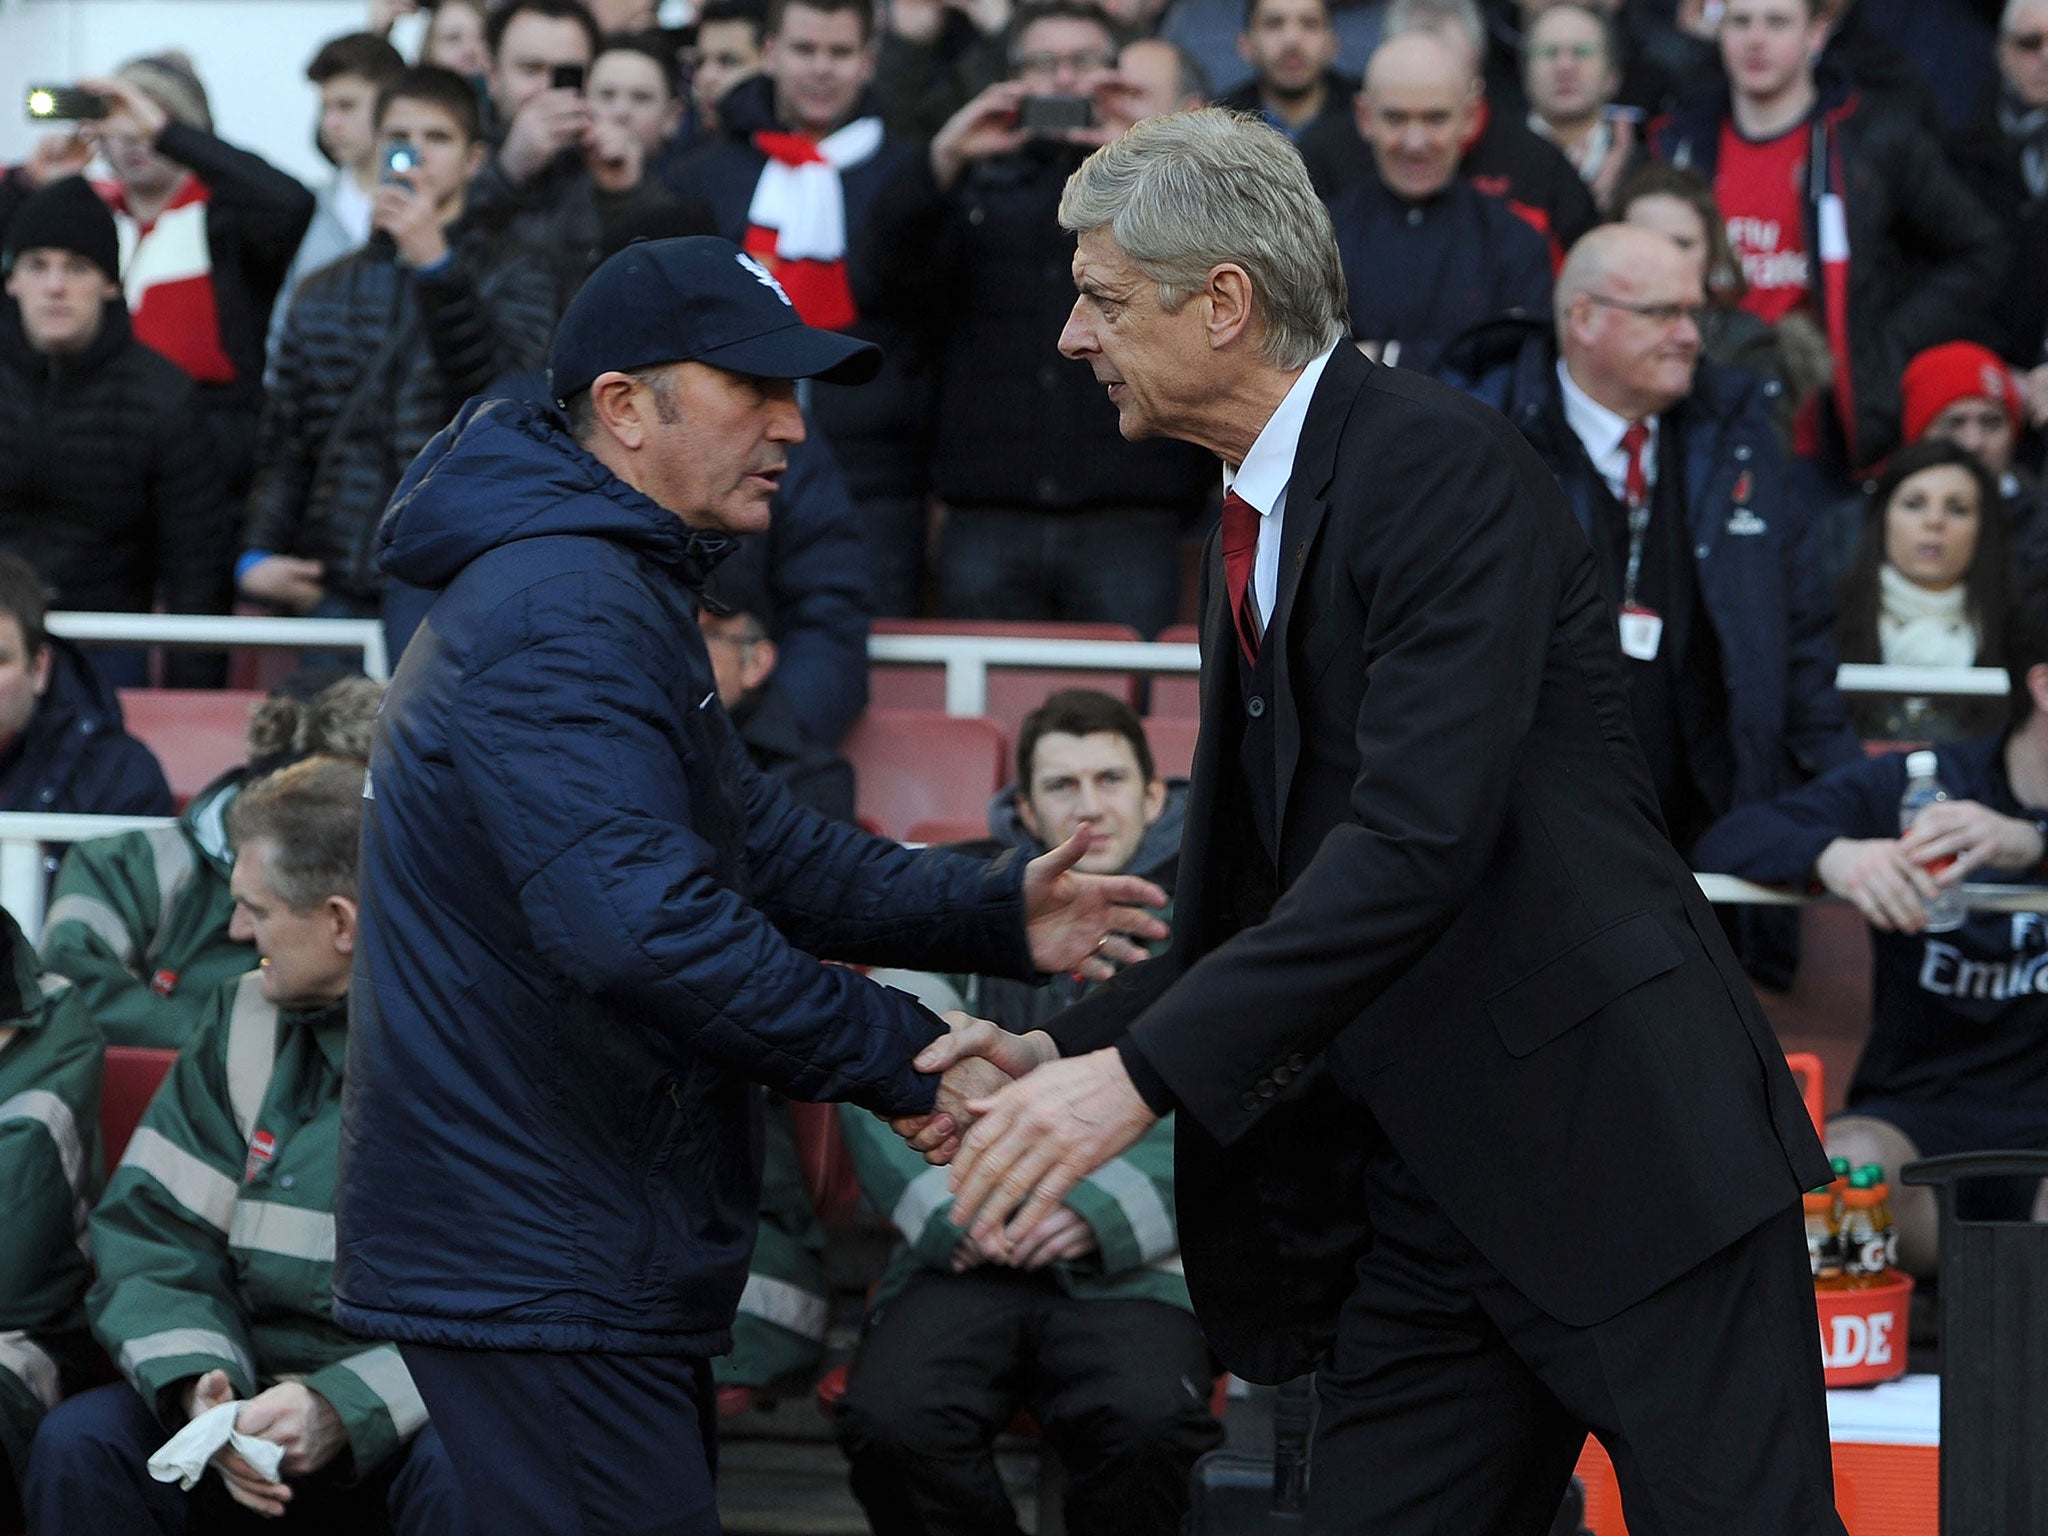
<box><xmin>743</xmin><ymin>117</ymin><xmax>883</xmax><ymax>333</ymax></box>
<box><xmin>99</xmin><ymin>173</ymin><xmax>236</xmax><ymax>385</ymax></box>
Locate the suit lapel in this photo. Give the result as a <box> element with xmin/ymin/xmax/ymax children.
<box><xmin>1268</xmin><ymin>345</ymin><xmax>1371</xmax><ymax>848</ymax></box>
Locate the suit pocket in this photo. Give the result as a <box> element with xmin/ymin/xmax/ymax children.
<box><xmin>1485</xmin><ymin>911</ymin><xmax>1682</xmax><ymax>1058</ymax></box>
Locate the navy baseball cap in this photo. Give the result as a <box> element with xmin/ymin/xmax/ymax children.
<box><xmin>548</xmin><ymin>236</ymin><xmax>881</xmax><ymax>404</ymax></box>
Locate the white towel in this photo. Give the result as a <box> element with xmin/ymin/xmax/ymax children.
<box><xmin>146</xmin><ymin>1400</ymin><xmax>287</xmax><ymax>1491</ymax></box>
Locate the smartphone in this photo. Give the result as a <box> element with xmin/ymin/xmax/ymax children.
<box><xmin>551</xmin><ymin>62</ymin><xmax>586</xmax><ymax>92</ymax></box>
<box><xmin>382</xmin><ymin>141</ymin><xmax>419</xmax><ymax>183</ymax></box>
<box><xmin>25</xmin><ymin>85</ymin><xmax>108</xmax><ymax>122</ymax></box>
<box><xmin>1018</xmin><ymin>94</ymin><xmax>1093</xmax><ymax>134</ymax></box>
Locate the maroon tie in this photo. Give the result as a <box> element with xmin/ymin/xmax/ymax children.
<box><xmin>1621</xmin><ymin>420</ymin><xmax>1650</xmax><ymax>510</ymax></box>
<box><xmin>1222</xmin><ymin>490</ymin><xmax>1262</xmax><ymax>665</ymax></box>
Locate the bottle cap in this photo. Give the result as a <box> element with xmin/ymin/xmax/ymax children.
<box><xmin>1906</xmin><ymin>750</ymin><xmax>1939</xmax><ymax>779</ymax></box>
<box><xmin>1857</xmin><ymin>1162</ymin><xmax>1884</xmax><ymax>1182</ymax></box>
<box><xmin>1849</xmin><ymin>1167</ymin><xmax>1877</xmax><ymax>1189</ymax></box>
<box><xmin>1830</xmin><ymin>1156</ymin><xmax>1851</xmax><ymax>1176</ymax></box>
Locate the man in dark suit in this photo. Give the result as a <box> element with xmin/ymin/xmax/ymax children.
<box><xmin>914</xmin><ymin>109</ymin><xmax>1846</xmax><ymax>1534</ymax></box>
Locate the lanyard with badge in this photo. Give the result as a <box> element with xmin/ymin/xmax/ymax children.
<box><xmin>1617</xmin><ymin>420</ymin><xmax>1661</xmax><ymax>661</ymax></box>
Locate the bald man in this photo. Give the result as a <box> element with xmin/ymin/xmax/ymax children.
<box><xmin>1326</xmin><ymin>32</ymin><xmax>1552</xmax><ymax>373</ymax></box>
<box><xmin>1440</xmin><ymin>221</ymin><xmax>1859</xmax><ymax>869</ymax></box>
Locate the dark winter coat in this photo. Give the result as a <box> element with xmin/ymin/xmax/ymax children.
<box><xmin>1651</xmin><ymin>75</ymin><xmax>2006</xmax><ymax>471</ymax></box>
<box><xmin>1437</xmin><ymin>316</ymin><xmax>1862</xmax><ymax>813</ymax></box>
<box><xmin>1328</xmin><ymin>172</ymin><xmax>1552</xmax><ymax>375</ymax></box>
<box><xmin>0</xmin><ymin>639</ymin><xmax>172</xmax><ymax>818</ymax></box>
<box><xmin>335</xmin><ymin>395</ymin><xmax>1035</xmax><ymax>1356</ymax></box>
<box><xmin>861</xmin><ymin>145</ymin><xmax>1212</xmax><ymax>516</ymax></box>
<box><xmin>242</xmin><ymin>221</ymin><xmax>555</xmax><ymax>602</ymax></box>
<box><xmin>664</xmin><ymin>78</ymin><xmax>934</xmax><ymax>506</ymax></box>
<box><xmin>1948</xmin><ymin>87</ymin><xmax>2048</xmax><ymax>369</ymax></box>
<box><xmin>0</xmin><ymin>300</ymin><xmax>231</xmax><ymax>625</ymax></box>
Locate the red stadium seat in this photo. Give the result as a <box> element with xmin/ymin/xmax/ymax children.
<box><xmin>1141</xmin><ymin>716</ymin><xmax>1200</xmax><ymax>781</ymax></box>
<box><xmin>1147</xmin><ymin>624</ymin><xmax>1201</xmax><ymax>720</ymax></box>
<box><xmin>843</xmin><ymin>710</ymin><xmax>1007</xmax><ymax>841</ymax></box>
<box><xmin>870</xmin><ymin>620</ymin><xmax>1144</xmax><ymax>743</ymax></box>
<box><xmin>904</xmin><ymin>816</ymin><xmax>993</xmax><ymax>847</ymax></box>
<box><xmin>117</xmin><ymin>689</ymin><xmax>262</xmax><ymax>809</ymax></box>
<box><xmin>100</xmin><ymin>1046</ymin><xmax>177</xmax><ymax>1165</ymax></box>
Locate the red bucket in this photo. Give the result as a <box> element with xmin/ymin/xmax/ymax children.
<box><xmin>1816</xmin><ymin>1273</ymin><xmax>1914</xmax><ymax>1388</ymax></box>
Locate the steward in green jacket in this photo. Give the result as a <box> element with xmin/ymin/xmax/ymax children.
<box><xmin>22</xmin><ymin>757</ymin><xmax>458</xmax><ymax>1534</ymax></box>
<box><xmin>0</xmin><ymin>914</ymin><xmax>101</xmax><ymax>1528</ymax></box>
<box><xmin>831</xmin><ymin>690</ymin><xmax>1222</xmax><ymax>1536</ymax></box>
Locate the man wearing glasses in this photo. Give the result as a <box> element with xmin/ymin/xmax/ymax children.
<box><xmin>1439</xmin><ymin>221</ymin><xmax>1860</xmax><ymax>896</ymax></box>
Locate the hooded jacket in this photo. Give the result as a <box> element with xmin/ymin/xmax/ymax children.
<box><xmin>1651</xmin><ymin>74</ymin><xmax>2005</xmax><ymax>471</ymax></box>
<box><xmin>0</xmin><ymin>299</ymin><xmax>230</xmax><ymax>626</ymax></box>
<box><xmin>335</xmin><ymin>397</ymin><xmax>1036</xmax><ymax>1355</ymax></box>
<box><xmin>0</xmin><ymin>639</ymin><xmax>173</xmax><ymax>821</ymax></box>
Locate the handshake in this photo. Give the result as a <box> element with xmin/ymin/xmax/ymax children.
<box><xmin>885</xmin><ymin>1010</ymin><xmax>1160</xmax><ymax>1263</ymax></box>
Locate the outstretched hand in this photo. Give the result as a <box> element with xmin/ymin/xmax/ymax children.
<box><xmin>948</xmin><ymin>1046</ymin><xmax>1156</xmax><ymax>1257</ymax></box>
<box><xmin>1023</xmin><ymin>826</ymin><xmax>1168</xmax><ymax>980</ymax></box>
<box><xmin>891</xmin><ymin>1011</ymin><xmax>1056</xmax><ymax>1164</ymax></box>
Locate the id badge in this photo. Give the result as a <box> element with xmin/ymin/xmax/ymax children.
<box><xmin>1618</xmin><ymin>604</ymin><xmax>1663</xmax><ymax>661</ymax></box>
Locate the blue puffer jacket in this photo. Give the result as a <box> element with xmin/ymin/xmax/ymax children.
<box><xmin>334</xmin><ymin>396</ymin><xmax>1036</xmax><ymax>1357</ymax></box>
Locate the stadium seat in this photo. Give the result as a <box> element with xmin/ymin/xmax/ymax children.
<box><xmin>843</xmin><ymin>710</ymin><xmax>1007</xmax><ymax>841</ymax></box>
<box><xmin>100</xmin><ymin>1046</ymin><xmax>177</xmax><ymax>1165</ymax></box>
<box><xmin>870</xmin><ymin>620</ymin><xmax>1144</xmax><ymax>743</ymax></box>
<box><xmin>1147</xmin><ymin>624</ymin><xmax>1201</xmax><ymax>720</ymax></box>
<box><xmin>1141</xmin><ymin>715</ymin><xmax>1200</xmax><ymax>781</ymax></box>
<box><xmin>903</xmin><ymin>817</ymin><xmax>993</xmax><ymax>847</ymax></box>
<box><xmin>117</xmin><ymin>689</ymin><xmax>262</xmax><ymax>809</ymax></box>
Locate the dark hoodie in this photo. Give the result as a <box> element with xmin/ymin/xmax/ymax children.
<box><xmin>0</xmin><ymin>636</ymin><xmax>172</xmax><ymax>820</ymax></box>
<box><xmin>336</xmin><ymin>397</ymin><xmax>1035</xmax><ymax>1355</ymax></box>
<box><xmin>0</xmin><ymin>299</ymin><xmax>230</xmax><ymax>625</ymax></box>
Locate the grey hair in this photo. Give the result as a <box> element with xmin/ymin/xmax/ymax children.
<box><xmin>1057</xmin><ymin>109</ymin><xmax>1348</xmax><ymax>371</ymax></box>
<box><xmin>566</xmin><ymin>362</ymin><xmax>683</xmax><ymax>442</ymax></box>
<box><xmin>1384</xmin><ymin>0</ymin><xmax>1485</xmax><ymax>64</ymax></box>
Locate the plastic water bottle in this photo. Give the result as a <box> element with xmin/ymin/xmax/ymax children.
<box><xmin>1900</xmin><ymin>751</ymin><xmax>1966</xmax><ymax>933</ymax></box>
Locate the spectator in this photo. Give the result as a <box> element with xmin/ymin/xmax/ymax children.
<box><xmin>1437</xmin><ymin>223</ymin><xmax>1860</xmax><ymax>866</ymax></box>
<box><xmin>23</xmin><ymin>757</ymin><xmax>458</xmax><ymax>1535</ymax></box>
<box><xmin>0</xmin><ymin>555</ymin><xmax>170</xmax><ymax>820</ymax></box>
<box><xmin>240</xmin><ymin>66</ymin><xmax>556</xmax><ymax>623</ymax></box>
<box><xmin>689</xmin><ymin>0</ymin><xmax>772</xmax><ymax>139</ymax></box>
<box><xmin>0</xmin><ymin>914</ymin><xmax>102</xmax><ymax>1534</ymax></box>
<box><xmin>590</xmin><ymin>31</ymin><xmax>689</xmax><ymax>194</ymax></box>
<box><xmin>835</xmin><ymin>690</ymin><xmax>1221</xmax><ymax>1536</ymax></box>
<box><xmin>864</xmin><ymin>0</ymin><xmax>1215</xmax><ymax>633</ymax></box>
<box><xmin>1158</xmin><ymin>0</ymin><xmax>1384</xmax><ymax>106</ymax></box>
<box><xmin>698</xmin><ymin>576</ymin><xmax>856</xmax><ymax>819</ymax></box>
<box><xmin>1216</xmin><ymin>0</ymin><xmax>1356</xmax><ymax>141</ymax></box>
<box><xmin>1813</xmin><ymin>0</ymin><xmax>1945</xmax><ymax>132</ymax></box>
<box><xmin>0</xmin><ymin>58</ymin><xmax>314</xmax><ymax>502</ymax></box>
<box><xmin>368</xmin><ymin>0</ymin><xmax>495</xmax><ymax>79</ymax></box>
<box><xmin>465</xmin><ymin>0</ymin><xmax>607</xmax><ymax>309</ymax></box>
<box><xmin>0</xmin><ymin>177</ymin><xmax>231</xmax><ymax>686</ymax></box>
<box><xmin>1613</xmin><ymin>160</ymin><xmax>1836</xmax><ymax>447</ymax></box>
<box><xmin>1833</xmin><ymin>439</ymin><xmax>2010</xmax><ymax>743</ymax></box>
<box><xmin>1297</xmin><ymin>0</ymin><xmax>1603</xmax><ymax>255</ymax></box>
<box><xmin>41</xmin><ymin>675</ymin><xmax>382</xmax><ymax>1050</ymax></box>
<box><xmin>1887</xmin><ymin>340</ymin><xmax>2041</xmax><ymax>583</ymax></box>
<box><xmin>1651</xmin><ymin>0</ymin><xmax>2006</xmax><ymax>477</ymax></box>
<box><xmin>871</xmin><ymin>0</ymin><xmax>1024</xmax><ymax>143</ymax></box>
<box><xmin>1694</xmin><ymin>579</ymin><xmax>2048</xmax><ymax>1272</ymax></box>
<box><xmin>1949</xmin><ymin>0</ymin><xmax>2048</xmax><ymax>408</ymax></box>
<box><xmin>1522</xmin><ymin>1</ymin><xmax>1643</xmax><ymax>210</ymax></box>
<box><xmin>1109</xmin><ymin>37</ymin><xmax>1213</xmax><ymax>126</ymax></box>
<box><xmin>668</xmin><ymin>0</ymin><xmax>939</xmax><ymax>617</ymax></box>
<box><xmin>269</xmin><ymin>32</ymin><xmax>408</xmax><ymax>366</ymax></box>
<box><xmin>1479</xmin><ymin>0</ymin><xmax>1677</xmax><ymax>123</ymax></box>
<box><xmin>1331</xmin><ymin>30</ymin><xmax>1552</xmax><ymax>373</ymax></box>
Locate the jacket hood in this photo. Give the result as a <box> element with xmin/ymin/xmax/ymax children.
<box><xmin>984</xmin><ymin>778</ymin><xmax>1189</xmax><ymax>883</ymax></box>
<box><xmin>181</xmin><ymin>766</ymin><xmax>246</xmax><ymax>875</ymax></box>
<box><xmin>375</xmin><ymin>394</ymin><xmax>737</xmax><ymax>593</ymax></box>
<box><xmin>37</xmin><ymin>636</ymin><xmax>126</xmax><ymax>735</ymax></box>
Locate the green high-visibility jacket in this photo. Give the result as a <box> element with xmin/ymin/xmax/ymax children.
<box><xmin>715</xmin><ymin>1097</ymin><xmax>832</xmax><ymax>1390</ymax></box>
<box><xmin>40</xmin><ymin>773</ymin><xmax>253</xmax><ymax>1049</ymax></box>
<box><xmin>0</xmin><ymin>928</ymin><xmax>102</xmax><ymax>1485</ymax></box>
<box><xmin>88</xmin><ymin>970</ymin><xmax>425</xmax><ymax>1475</ymax></box>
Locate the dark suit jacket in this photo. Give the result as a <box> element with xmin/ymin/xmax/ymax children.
<box><xmin>1047</xmin><ymin>346</ymin><xmax>1830</xmax><ymax>1383</ymax></box>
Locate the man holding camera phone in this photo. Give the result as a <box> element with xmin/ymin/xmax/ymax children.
<box><xmin>863</xmin><ymin>0</ymin><xmax>1212</xmax><ymax>636</ymax></box>
<box><xmin>240</xmin><ymin>66</ymin><xmax>554</xmax><ymax>623</ymax></box>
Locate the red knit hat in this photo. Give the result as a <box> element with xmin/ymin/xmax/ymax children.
<box><xmin>1900</xmin><ymin>341</ymin><xmax>2022</xmax><ymax>446</ymax></box>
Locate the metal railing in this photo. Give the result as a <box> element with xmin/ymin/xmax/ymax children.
<box><xmin>49</xmin><ymin>612</ymin><xmax>390</xmax><ymax>682</ymax></box>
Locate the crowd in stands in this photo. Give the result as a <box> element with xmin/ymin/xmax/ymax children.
<box><xmin>2</xmin><ymin>0</ymin><xmax>2048</xmax><ymax>1527</ymax></box>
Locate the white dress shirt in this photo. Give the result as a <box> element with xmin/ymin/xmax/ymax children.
<box><xmin>1556</xmin><ymin>358</ymin><xmax>1657</xmax><ymax>503</ymax></box>
<box><xmin>1222</xmin><ymin>345</ymin><xmax>1338</xmax><ymax>626</ymax></box>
